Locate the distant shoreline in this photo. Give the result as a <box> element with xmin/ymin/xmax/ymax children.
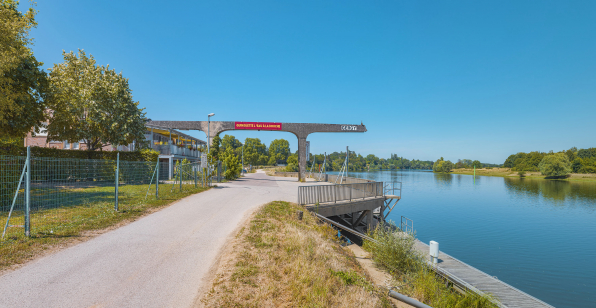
<box><xmin>449</xmin><ymin>168</ymin><xmax>596</xmax><ymax>182</ymax></box>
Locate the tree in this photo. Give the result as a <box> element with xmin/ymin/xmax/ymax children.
<box><xmin>572</xmin><ymin>158</ymin><xmax>582</xmax><ymax>173</ymax></box>
<box><xmin>538</xmin><ymin>153</ymin><xmax>571</xmax><ymax>177</ymax></box>
<box><xmin>221</xmin><ymin>134</ymin><xmax>241</xmax><ymax>152</ymax></box>
<box><xmin>221</xmin><ymin>148</ymin><xmax>241</xmax><ymax>180</ymax></box>
<box><xmin>208</xmin><ymin>134</ymin><xmax>221</xmax><ymax>162</ymax></box>
<box><xmin>503</xmin><ymin>155</ymin><xmax>516</xmax><ymax>168</ymax></box>
<box><xmin>46</xmin><ymin>50</ymin><xmax>146</xmax><ymax>150</ymax></box>
<box><xmin>0</xmin><ymin>1</ymin><xmax>47</xmax><ymax>138</ymax></box>
<box><xmin>433</xmin><ymin>157</ymin><xmax>453</xmax><ymax>173</ymax></box>
<box><xmin>286</xmin><ymin>154</ymin><xmax>298</xmax><ymax>172</ymax></box>
<box><xmin>472</xmin><ymin>160</ymin><xmax>482</xmax><ymax>168</ymax></box>
<box><xmin>243</xmin><ymin>137</ymin><xmax>267</xmax><ymax>166</ymax></box>
<box><xmin>269</xmin><ymin>139</ymin><xmax>290</xmax><ymax>164</ymax></box>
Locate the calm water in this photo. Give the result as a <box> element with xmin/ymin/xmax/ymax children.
<box><xmin>335</xmin><ymin>170</ymin><xmax>596</xmax><ymax>308</ymax></box>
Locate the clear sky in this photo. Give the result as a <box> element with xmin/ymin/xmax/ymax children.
<box><xmin>25</xmin><ymin>1</ymin><xmax>596</xmax><ymax>164</ymax></box>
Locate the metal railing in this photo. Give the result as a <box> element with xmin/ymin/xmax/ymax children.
<box><xmin>298</xmin><ymin>182</ymin><xmax>383</xmax><ymax>205</ymax></box>
<box><xmin>151</xmin><ymin>144</ymin><xmax>201</xmax><ymax>158</ymax></box>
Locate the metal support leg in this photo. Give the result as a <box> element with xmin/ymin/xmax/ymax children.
<box><xmin>156</xmin><ymin>160</ymin><xmax>159</xmax><ymax>199</ymax></box>
<box><xmin>366</xmin><ymin>210</ymin><xmax>374</xmax><ymax>230</ymax></box>
<box><xmin>353</xmin><ymin>211</ymin><xmax>367</xmax><ymax>228</ymax></box>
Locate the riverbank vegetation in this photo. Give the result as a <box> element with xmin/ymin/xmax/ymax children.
<box><xmin>504</xmin><ymin>147</ymin><xmax>596</xmax><ymax>174</ymax></box>
<box><xmin>364</xmin><ymin>225</ymin><xmax>499</xmax><ymax>308</ymax></box>
<box><xmin>201</xmin><ymin>201</ymin><xmax>391</xmax><ymax>307</ymax></box>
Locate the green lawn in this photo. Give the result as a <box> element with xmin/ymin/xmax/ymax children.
<box><xmin>0</xmin><ymin>183</ymin><xmax>210</xmax><ymax>271</ymax></box>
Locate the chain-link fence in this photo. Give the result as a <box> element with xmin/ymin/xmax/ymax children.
<box><xmin>1</xmin><ymin>150</ymin><xmax>217</xmax><ymax>239</ymax></box>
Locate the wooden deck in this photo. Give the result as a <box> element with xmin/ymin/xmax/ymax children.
<box><xmin>414</xmin><ymin>241</ymin><xmax>554</xmax><ymax>308</ymax></box>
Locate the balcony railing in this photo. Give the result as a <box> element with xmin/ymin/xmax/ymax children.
<box><xmin>152</xmin><ymin>144</ymin><xmax>201</xmax><ymax>158</ymax></box>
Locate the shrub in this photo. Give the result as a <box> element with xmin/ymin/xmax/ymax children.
<box><xmin>538</xmin><ymin>153</ymin><xmax>571</xmax><ymax>177</ymax></box>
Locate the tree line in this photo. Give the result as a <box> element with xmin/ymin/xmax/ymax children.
<box><xmin>1</xmin><ymin>2</ymin><xmax>147</xmax><ymax>150</ymax></box>
<box><xmin>207</xmin><ymin>134</ymin><xmax>435</xmax><ymax>174</ymax></box>
<box><xmin>504</xmin><ymin>147</ymin><xmax>596</xmax><ymax>174</ymax></box>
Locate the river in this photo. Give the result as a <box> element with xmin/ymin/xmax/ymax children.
<box><xmin>332</xmin><ymin>170</ymin><xmax>596</xmax><ymax>308</ymax></box>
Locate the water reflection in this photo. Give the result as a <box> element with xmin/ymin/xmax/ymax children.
<box><xmin>504</xmin><ymin>178</ymin><xmax>596</xmax><ymax>208</ymax></box>
<box><xmin>433</xmin><ymin>173</ymin><xmax>453</xmax><ymax>186</ymax></box>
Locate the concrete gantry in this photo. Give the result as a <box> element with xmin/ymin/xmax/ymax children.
<box><xmin>146</xmin><ymin>121</ymin><xmax>367</xmax><ymax>181</ymax></box>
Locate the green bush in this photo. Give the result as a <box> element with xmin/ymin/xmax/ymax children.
<box><xmin>538</xmin><ymin>153</ymin><xmax>571</xmax><ymax>177</ymax></box>
<box><xmin>432</xmin><ymin>157</ymin><xmax>453</xmax><ymax>173</ymax></box>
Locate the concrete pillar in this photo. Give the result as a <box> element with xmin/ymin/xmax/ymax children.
<box><xmin>169</xmin><ymin>157</ymin><xmax>173</xmax><ymax>179</ymax></box>
<box><xmin>297</xmin><ymin>137</ymin><xmax>307</xmax><ymax>181</ymax></box>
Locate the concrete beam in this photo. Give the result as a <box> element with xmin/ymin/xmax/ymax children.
<box><xmin>146</xmin><ymin>120</ymin><xmax>367</xmax><ymax>181</ymax></box>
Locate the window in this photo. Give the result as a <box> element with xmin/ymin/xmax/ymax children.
<box><xmin>64</xmin><ymin>141</ymin><xmax>70</xmax><ymax>149</ymax></box>
<box><xmin>73</xmin><ymin>142</ymin><xmax>79</xmax><ymax>150</ymax></box>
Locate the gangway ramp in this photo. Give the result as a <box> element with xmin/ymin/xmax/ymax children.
<box><xmin>414</xmin><ymin>241</ymin><xmax>555</xmax><ymax>308</ymax></box>
<box><xmin>298</xmin><ymin>181</ymin><xmax>399</xmax><ymax>230</ymax></box>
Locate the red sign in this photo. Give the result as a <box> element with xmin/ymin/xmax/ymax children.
<box><xmin>234</xmin><ymin>122</ymin><xmax>282</xmax><ymax>130</ymax></box>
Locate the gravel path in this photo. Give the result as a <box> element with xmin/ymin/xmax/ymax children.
<box><xmin>0</xmin><ymin>171</ymin><xmax>307</xmax><ymax>308</ymax></box>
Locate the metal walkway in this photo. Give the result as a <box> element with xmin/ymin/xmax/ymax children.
<box><xmin>414</xmin><ymin>241</ymin><xmax>554</xmax><ymax>308</ymax></box>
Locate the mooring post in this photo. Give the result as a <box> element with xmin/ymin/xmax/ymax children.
<box><xmin>25</xmin><ymin>146</ymin><xmax>31</xmax><ymax>237</ymax></box>
<box><xmin>115</xmin><ymin>153</ymin><xmax>119</xmax><ymax>211</ymax></box>
<box><xmin>156</xmin><ymin>159</ymin><xmax>159</xmax><ymax>199</ymax></box>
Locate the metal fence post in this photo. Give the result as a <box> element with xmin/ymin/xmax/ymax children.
<box><xmin>25</xmin><ymin>146</ymin><xmax>31</xmax><ymax>237</ymax></box>
<box><xmin>179</xmin><ymin>164</ymin><xmax>182</xmax><ymax>192</ymax></box>
<box><xmin>156</xmin><ymin>159</ymin><xmax>159</xmax><ymax>199</ymax></box>
<box><xmin>194</xmin><ymin>165</ymin><xmax>197</xmax><ymax>188</ymax></box>
<box><xmin>115</xmin><ymin>153</ymin><xmax>119</xmax><ymax>211</ymax></box>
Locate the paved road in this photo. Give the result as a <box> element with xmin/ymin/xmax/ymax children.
<box><xmin>0</xmin><ymin>171</ymin><xmax>307</xmax><ymax>308</ymax></box>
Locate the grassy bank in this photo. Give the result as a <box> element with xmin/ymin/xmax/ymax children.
<box><xmin>201</xmin><ymin>201</ymin><xmax>392</xmax><ymax>307</ymax></box>
<box><xmin>0</xmin><ymin>184</ymin><xmax>209</xmax><ymax>271</ymax></box>
<box><xmin>450</xmin><ymin>167</ymin><xmax>596</xmax><ymax>182</ymax></box>
<box><xmin>364</xmin><ymin>226</ymin><xmax>499</xmax><ymax>308</ymax></box>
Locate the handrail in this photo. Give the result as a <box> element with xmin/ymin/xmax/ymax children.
<box><xmin>298</xmin><ymin>182</ymin><xmax>383</xmax><ymax>205</ymax></box>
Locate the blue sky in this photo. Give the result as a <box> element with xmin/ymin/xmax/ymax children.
<box><xmin>26</xmin><ymin>1</ymin><xmax>596</xmax><ymax>164</ymax></box>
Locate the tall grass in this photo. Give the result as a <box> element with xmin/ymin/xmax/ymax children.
<box><xmin>364</xmin><ymin>224</ymin><xmax>498</xmax><ymax>308</ymax></box>
<box><xmin>202</xmin><ymin>201</ymin><xmax>392</xmax><ymax>308</ymax></box>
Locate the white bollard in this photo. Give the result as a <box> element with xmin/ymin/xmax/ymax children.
<box><xmin>429</xmin><ymin>241</ymin><xmax>439</xmax><ymax>264</ymax></box>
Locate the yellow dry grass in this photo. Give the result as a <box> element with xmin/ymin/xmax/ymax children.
<box><xmin>200</xmin><ymin>201</ymin><xmax>391</xmax><ymax>308</ymax></box>
<box><xmin>451</xmin><ymin>168</ymin><xmax>596</xmax><ymax>182</ymax></box>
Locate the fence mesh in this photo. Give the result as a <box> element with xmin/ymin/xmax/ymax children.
<box><xmin>1</xmin><ymin>154</ymin><xmax>215</xmax><ymax>239</ymax></box>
